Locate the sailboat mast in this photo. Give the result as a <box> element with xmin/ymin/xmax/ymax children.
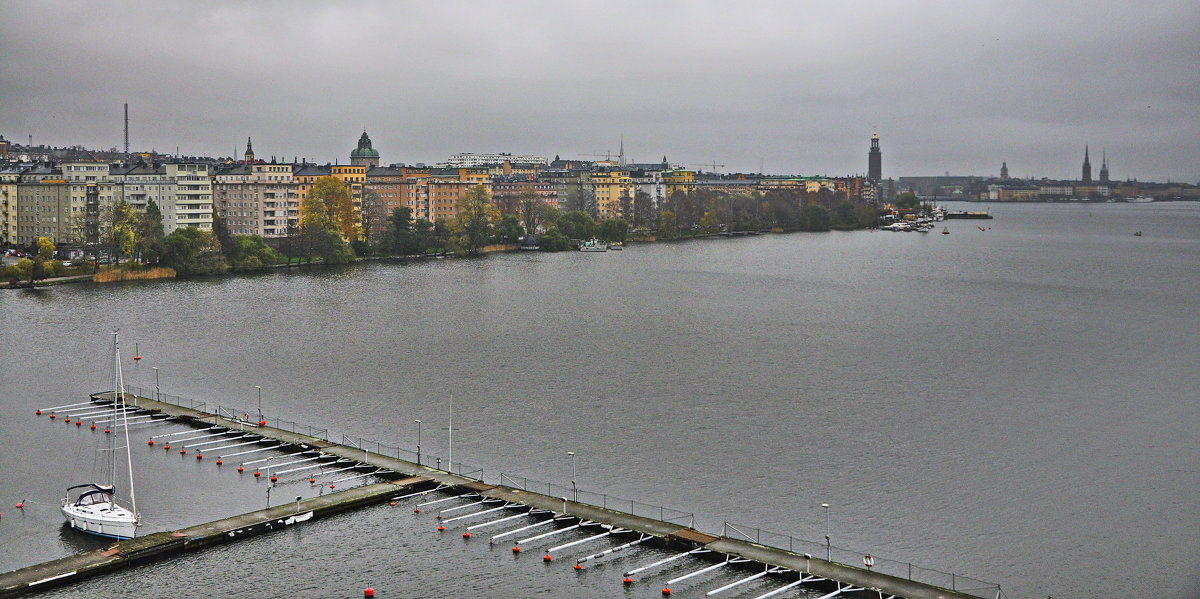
<box><xmin>109</xmin><ymin>332</ymin><xmax>119</xmax><ymax>488</ymax></box>
<box><xmin>114</xmin><ymin>331</ymin><xmax>138</xmax><ymax>520</ymax></box>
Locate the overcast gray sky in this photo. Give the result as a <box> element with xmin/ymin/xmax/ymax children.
<box><xmin>3</xmin><ymin>0</ymin><xmax>1197</xmax><ymax>182</ymax></box>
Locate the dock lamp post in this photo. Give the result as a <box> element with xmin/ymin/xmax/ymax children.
<box><xmin>821</xmin><ymin>503</ymin><xmax>831</xmax><ymax>561</ymax></box>
<box><xmin>255</xmin><ymin>385</ymin><xmax>262</xmax><ymax>423</ymax></box>
<box><xmin>414</xmin><ymin>419</ymin><xmax>422</xmax><ymax>466</ymax></box>
<box><xmin>567</xmin><ymin>451</ymin><xmax>577</xmax><ymax>502</ymax></box>
<box><xmin>152</xmin><ymin>367</ymin><xmax>159</xmax><ymax>402</ymax></box>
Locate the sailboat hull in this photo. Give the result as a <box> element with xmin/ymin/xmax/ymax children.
<box><xmin>61</xmin><ymin>500</ymin><xmax>137</xmax><ymax>539</ymax></box>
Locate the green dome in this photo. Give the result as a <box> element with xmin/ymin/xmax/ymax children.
<box><xmin>351</xmin><ymin>131</ymin><xmax>379</xmax><ymax>158</ymax></box>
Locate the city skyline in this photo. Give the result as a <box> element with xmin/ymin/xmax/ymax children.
<box><xmin>2</xmin><ymin>1</ymin><xmax>1197</xmax><ymax>182</ymax></box>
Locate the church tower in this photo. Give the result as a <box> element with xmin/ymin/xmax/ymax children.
<box><xmin>1099</xmin><ymin>150</ymin><xmax>1110</xmax><ymax>183</ymax></box>
<box><xmin>1081</xmin><ymin>145</ymin><xmax>1092</xmax><ymax>183</ymax></box>
<box><xmin>1001</xmin><ymin>161</ymin><xmax>1009</xmax><ymax>180</ymax></box>
<box><xmin>868</xmin><ymin>129</ymin><xmax>882</xmax><ymax>181</ymax></box>
<box><xmin>350</xmin><ymin>130</ymin><xmax>380</xmax><ymax>168</ymax></box>
<box><xmin>244</xmin><ymin>137</ymin><xmax>255</xmax><ymax>163</ymax></box>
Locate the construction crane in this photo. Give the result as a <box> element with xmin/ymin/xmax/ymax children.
<box><xmin>688</xmin><ymin>161</ymin><xmax>726</xmax><ymax>172</ymax></box>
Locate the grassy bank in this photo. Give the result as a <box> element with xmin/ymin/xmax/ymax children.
<box><xmin>93</xmin><ymin>266</ymin><xmax>177</xmax><ymax>283</ymax></box>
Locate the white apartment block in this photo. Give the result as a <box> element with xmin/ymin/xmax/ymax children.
<box><xmin>447</xmin><ymin>152</ymin><xmax>548</xmax><ymax>168</ymax></box>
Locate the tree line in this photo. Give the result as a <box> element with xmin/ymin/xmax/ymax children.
<box><xmin>5</xmin><ymin>177</ymin><xmax>885</xmax><ymax>285</ymax></box>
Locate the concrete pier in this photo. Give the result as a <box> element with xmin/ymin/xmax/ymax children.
<box><xmin>5</xmin><ymin>393</ymin><xmax>999</xmax><ymax>599</ymax></box>
<box><xmin>0</xmin><ymin>477</ymin><xmax>432</xmax><ymax>598</ymax></box>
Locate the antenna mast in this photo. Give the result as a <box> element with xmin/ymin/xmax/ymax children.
<box><xmin>124</xmin><ymin>104</ymin><xmax>130</xmax><ymax>156</ymax></box>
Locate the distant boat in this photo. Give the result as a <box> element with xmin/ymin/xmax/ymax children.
<box><xmin>1128</xmin><ymin>196</ymin><xmax>1154</xmax><ymax>203</ymax></box>
<box><xmin>578</xmin><ymin>239</ymin><xmax>608</xmax><ymax>252</ymax></box>
<box><xmin>61</xmin><ymin>331</ymin><xmax>140</xmax><ymax>540</ymax></box>
<box><xmin>945</xmin><ymin>211</ymin><xmax>993</xmax><ymax>219</ymax></box>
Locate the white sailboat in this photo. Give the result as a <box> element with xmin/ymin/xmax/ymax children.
<box><xmin>61</xmin><ymin>331</ymin><xmax>140</xmax><ymax>540</ymax></box>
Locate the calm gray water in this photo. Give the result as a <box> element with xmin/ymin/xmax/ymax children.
<box><xmin>1</xmin><ymin>201</ymin><xmax>1197</xmax><ymax>598</ymax></box>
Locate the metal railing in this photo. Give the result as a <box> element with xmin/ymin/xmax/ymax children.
<box><xmin>498</xmin><ymin>473</ymin><xmax>695</xmax><ymax>527</ymax></box>
<box><xmin>722</xmin><ymin>521</ymin><xmax>1006</xmax><ymax>599</ymax></box>
<box><xmin>124</xmin><ymin>385</ymin><xmax>328</xmax><ymax>440</ymax></box>
<box><xmin>114</xmin><ymin>384</ymin><xmax>1004</xmax><ymax>597</ymax></box>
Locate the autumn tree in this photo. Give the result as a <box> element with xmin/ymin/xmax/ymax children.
<box><xmin>303</xmin><ymin>176</ymin><xmax>358</xmax><ymax>240</ymax></box>
<box><xmin>519</xmin><ymin>190</ymin><xmax>545</xmax><ymax>236</ymax></box>
<box><xmin>449</xmin><ymin>185</ymin><xmax>498</xmax><ymax>255</ymax></box>
<box><xmin>102</xmin><ymin>200</ymin><xmax>138</xmax><ymax>264</ymax></box>
<box><xmin>137</xmin><ymin>199</ymin><xmax>166</xmax><ymax>264</ymax></box>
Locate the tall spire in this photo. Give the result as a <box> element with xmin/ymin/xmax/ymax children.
<box><xmin>868</xmin><ymin>128</ymin><xmax>882</xmax><ymax>181</ymax></box>
<box><xmin>244</xmin><ymin>137</ymin><xmax>255</xmax><ymax>163</ymax></box>
<box><xmin>619</xmin><ymin>135</ymin><xmax>625</xmax><ymax>167</ymax></box>
<box><xmin>1099</xmin><ymin>149</ymin><xmax>1110</xmax><ymax>183</ymax></box>
<box><xmin>1082</xmin><ymin>144</ymin><xmax>1092</xmax><ymax>183</ymax></box>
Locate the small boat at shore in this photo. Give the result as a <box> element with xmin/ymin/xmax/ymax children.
<box><xmin>578</xmin><ymin>239</ymin><xmax>608</xmax><ymax>252</ymax></box>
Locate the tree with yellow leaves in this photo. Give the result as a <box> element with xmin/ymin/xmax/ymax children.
<box><xmin>302</xmin><ymin>176</ymin><xmax>358</xmax><ymax>240</ymax></box>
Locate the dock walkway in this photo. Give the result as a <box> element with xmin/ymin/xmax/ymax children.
<box><xmin>2</xmin><ymin>393</ymin><xmax>998</xmax><ymax>599</ymax></box>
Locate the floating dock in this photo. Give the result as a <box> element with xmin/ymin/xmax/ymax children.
<box><xmin>3</xmin><ymin>393</ymin><xmax>1002</xmax><ymax>599</ymax></box>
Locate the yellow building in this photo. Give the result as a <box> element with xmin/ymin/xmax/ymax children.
<box><xmin>0</xmin><ymin>170</ymin><xmax>18</xmax><ymax>245</ymax></box>
<box><xmin>590</xmin><ymin>170</ymin><xmax>634</xmax><ymax>220</ymax></box>
<box><xmin>663</xmin><ymin>169</ymin><xmax>696</xmax><ymax>198</ymax></box>
<box><xmin>427</xmin><ymin>168</ymin><xmax>490</xmax><ymax>222</ymax></box>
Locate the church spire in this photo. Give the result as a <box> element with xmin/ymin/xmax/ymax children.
<box><xmin>1081</xmin><ymin>145</ymin><xmax>1092</xmax><ymax>183</ymax></box>
<box><xmin>244</xmin><ymin>137</ymin><xmax>254</xmax><ymax>163</ymax></box>
<box><xmin>1099</xmin><ymin>149</ymin><xmax>1110</xmax><ymax>183</ymax></box>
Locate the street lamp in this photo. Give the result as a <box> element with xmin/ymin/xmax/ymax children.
<box><xmin>255</xmin><ymin>385</ymin><xmax>262</xmax><ymax>422</ymax></box>
<box><xmin>151</xmin><ymin>367</ymin><xmax>159</xmax><ymax>402</ymax></box>
<box><xmin>414</xmin><ymin>419</ymin><xmax>422</xmax><ymax>466</ymax></box>
<box><xmin>821</xmin><ymin>503</ymin><xmax>831</xmax><ymax>561</ymax></box>
<box><xmin>567</xmin><ymin>451</ymin><xmax>577</xmax><ymax>502</ymax></box>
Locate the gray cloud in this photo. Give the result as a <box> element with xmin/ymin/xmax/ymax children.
<box><xmin>2</xmin><ymin>0</ymin><xmax>1197</xmax><ymax>181</ymax></box>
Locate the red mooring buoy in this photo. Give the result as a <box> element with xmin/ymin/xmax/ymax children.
<box><xmin>49</xmin><ymin>414</ymin><xmax>56</xmax><ymax>420</ymax></box>
<box><xmin>15</xmin><ymin>501</ymin><xmax>25</xmax><ymax>509</ymax></box>
<box><xmin>623</xmin><ymin>578</ymin><xmax>633</xmax><ymax>585</ymax></box>
<box><xmin>253</xmin><ymin>471</ymin><xmax>261</xmax><ymax>478</ymax></box>
<box><xmin>270</xmin><ymin>476</ymin><xmax>278</xmax><ymax>482</ymax></box>
<box><xmin>543</xmin><ymin>554</ymin><xmax>552</xmax><ymax>562</ymax></box>
<box><xmin>75</xmin><ymin>420</ymin><xmax>82</xmax><ymax>427</ymax></box>
<box><xmin>662</xmin><ymin>587</ymin><xmax>672</xmax><ymax>596</ymax></box>
<box><xmin>512</xmin><ymin>546</ymin><xmax>520</xmax><ymax>553</ymax></box>
<box><xmin>363</xmin><ymin>588</ymin><xmax>375</xmax><ymax>598</ymax></box>
<box><xmin>462</xmin><ymin>532</ymin><xmax>470</xmax><ymax>539</ymax></box>
<box><xmin>35</xmin><ymin>410</ymin><xmax>41</xmax><ymax>416</ymax></box>
<box><xmin>196</xmin><ymin>454</ymin><xmax>203</xmax><ymax>460</ymax></box>
<box><xmin>238</xmin><ymin>466</ymin><xmax>245</xmax><ymax>473</ymax></box>
<box><xmin>64</xmin><ymin>418</ymin><xmax>71</xmax><ymax>424</ymax></box>
<box><xmin>573</xmin><ymin>564</ymin><xmax>582</xmax><ymax>570</ymax></box>
<box><xmin>147</xmin><ymin>439</ymin><xmax>154</xmax><ymax>445</ymax></box>
<box><xmin>163</xmin><ymin>444</ymin><xmax>171</xmax><ymax>450</ymax></box>
<box><xmin>104</xmin><ymin>429</ymin><xmax>111</xmax><ymax>434</ymax></box>
<box><xmin>90</xmin><ymin>424</ymin><xmax>96</xmax><ymax>430</ymax></box>
<box><xmin>437</xmin><ymin>526</ymin><xmax>445</xmax><ymax>532</ymax></box>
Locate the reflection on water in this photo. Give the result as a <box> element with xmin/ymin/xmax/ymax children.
<box><xmin>3</xmin><ymin>202</ymin><xmax>1199</xmax><ymax>599</ymax></box>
